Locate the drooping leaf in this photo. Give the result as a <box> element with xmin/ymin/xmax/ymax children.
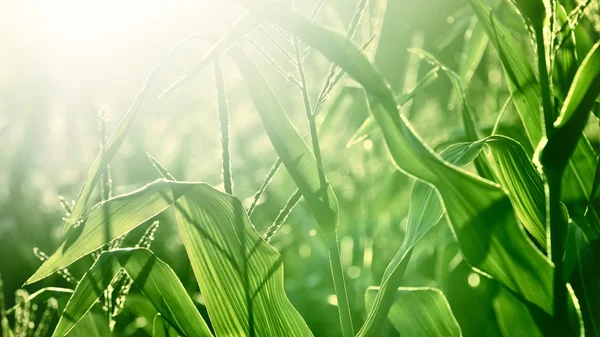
<box><xmin>365</xmin><ymin>287</ymin><xmax>462</xmax><ymax>337</ymax></box>
<box><xmin>51</xmin><ymin>248</ymin><xmax>212</xmax><ymax>337</ymax></box>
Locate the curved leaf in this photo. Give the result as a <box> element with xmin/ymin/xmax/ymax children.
<box><xmin>365</xmin><ymin>287</ymin><xmax>462</xmax><ymax>337</ymax></box>
<box><xmin>29</xmin><ymin>180</ymin><xmax>313</xmax><ymax>337</ymax></box>
<box><xmin>172</xmin><ymin>183</ymin><xmax>314</xmax><ymax>337</ymax></box>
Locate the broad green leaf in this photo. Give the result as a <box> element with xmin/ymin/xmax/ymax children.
<box><xmin>51</xmin><ymin>248</ymin><xmax>212</xmax><ymax>337</ymax></box>
<box><xmin>470</xmin><ymin>0</ymin><xmax>598</xmax><ymax>204</ymax></box>
<box><xmin>27</xmin><ymin>181</ymin><xmax>185</xmax><ymax>284</ymax></box>
<box><xmin>30</xmin><ymin>180</ymin><xmax>313</xmax><ymax>337</ymax></box>
<box><xmin>365</xmin><ymin>287</ymin><xmax>462</xmax><ymax>337</ymax></box>
<box><xmin>153</xmin><ymin>314</ymin><xmax>180</xmax><ymax>337</ymax></box>
<box><xmin>65</xmin><ymin>14</ymin><xmax>260</xmax><ymax>231</ymax></box>
<box><xmin>485</xmin><ymin>136</ymin><xmax>546</xmax><ymax>249</ymax></box>
<box><xmin>171</xmin><ymin>182</ymin><xmax>314</xmax><ymax>337</ymax></box>
<box><xmin>238</xmin><ymin>6</ymin><xmax>555</xmax><ymax>331</ymax></box>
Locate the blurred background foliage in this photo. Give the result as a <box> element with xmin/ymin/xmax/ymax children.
<box><xmin>1</xmin><ymin>0</ymin><xmax>599</xmax><ymax>336</ymax></box>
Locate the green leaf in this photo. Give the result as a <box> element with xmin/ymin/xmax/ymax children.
<box><xmin>238</xmin><ymin>5</ymin><xmax>555</xmax><ymax>330</ymax></box>
<box><xmin>365</xmin><ymin>287</ymin><xmax>462</xmax><ymax>337</ymax></box>
<box><xmin>171</xmin><ymin>182</ymin><xmax>314</xmax><ymax>337</ymax></box>
<box><xmin>364</xmin><ymin>140</ymin><xmax>486</xmax><ymax>335</ymax></box>
<box><xmin>228</xmin><ymin>46</ymin><xmax>338</xmax><ymax>235</ymax></box>
<box><xmin>51</xmin><ymin>248</ymin><xmax>212</xmax><ymax>337</ymax></box>
<box><xmin>30</xmin><ymin>180</ymin><xmax>313</xmax><ymax>337</ymax></box>
<box><xmin>64</xmin><ymin>14</ymin><xmax>260</xmax><ymax>231</ymax></box>
<box><xmin>153</xmin><ymin>314</ymin><xmax>180</xmax><ymax>337</ymax></box>
<box><xmin>539</xmin><ymin>41</ymin><xmax>600</xmax><ymax>174</ymax></box>
<box><xmin>27</xmin><ymin>180</ymin><xmax>185</xmax><ymax>284</ymax></box>
<box><xmin>554</xmin><ymin>40</ymin><xmax>600</xmax><ymax>128</ymax></box>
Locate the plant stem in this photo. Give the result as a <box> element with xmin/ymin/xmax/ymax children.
<box><xmin>535</xmin><ymin>25</ymin><xmax>568</xmax><ymax>334</ymax></box>
<box><xmin>327</xmin><ymin>234</ymin><xmax>354</xmax><ymax>337</ymax></box>
<box><xmin>294</xmin><ymin>36</ymin><xmax>353</xmax><ymax>337</ymax></box>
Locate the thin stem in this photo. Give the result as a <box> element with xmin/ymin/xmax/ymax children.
<box><xmin>328</xmin><ymin>234</ymin><xmax>354</xmax><ymax>337</ymax></box>
<box><xmin>248</xmin><ymin>158</ymin><xmax>283</xmax><ymax>217</ymax></box>
<box><xmin>214</xmin><ymin>57</ymin><xmax>234</xmax><ymax>195</ymax></box>
<box><xmin>263</xmin><ymin>189</ymin><xmax>302</xmax><ymax>242</ymax></box>
<box><xmin>294</xmin><ymin>35</ymin><xmax>353</xmax><ymax>337</ymax></box>
<box><xmin>293</xmin><ymin>38</ymin><xmax>328</xmax><ymax>200</ymax></box>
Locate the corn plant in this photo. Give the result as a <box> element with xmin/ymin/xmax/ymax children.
<box><xmin>7</xmin><ymin>0</ymin><xmax>600</xmax><ymax>336</ymax></box>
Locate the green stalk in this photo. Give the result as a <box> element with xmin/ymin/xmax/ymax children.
<box><xmin>535</xmin><ymin>25</ymin><xmax>568</xmax><ymax>334</ymax></box>
<box><xmin>327</xmin><ymin>234</ymin><xmax>355</xmax><ymax>337</ymax></box>
<box><xmin>294</xmin><ymin>37</ymin><xmax>353</xmax><ymax>337</ymax></box>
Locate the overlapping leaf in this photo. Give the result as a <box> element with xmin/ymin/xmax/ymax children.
<box><xmin>52</xmin><ymin>248</ymin><xmax>212</xmax><ymax>337</ymax></box>
<box><xmin>29</xmin><ymin>180</ymin><xmax>313</xmax><ymax>337</ymax></box>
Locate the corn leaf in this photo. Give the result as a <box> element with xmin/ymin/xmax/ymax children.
<box><xmin>172</xmin><ymin>182</ymin><xmax>314</xmax><ymax>337</ymax></box>
<box><xmin>238</xmin><ymin>4</ymin><xmax>555</xmax><ymax>332</ymax></box>
<box><xmin>365</xmin><ymin>287</ymin><xmax>462</xmax><ymax>337</ymax></box>
<box><xmin>27</xmin><ymin>181</ymin><xmax>184</xmax><ymax>284</ymax></box>
<box><xmin>51</xmin><ymin>248</ymin><xmax>212</xmax><ymax>337</ymax></box>
<box><xmin>28</xmin><ymin>180</ymin><xmax>313</xmax><ymax>337</ymax></box>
